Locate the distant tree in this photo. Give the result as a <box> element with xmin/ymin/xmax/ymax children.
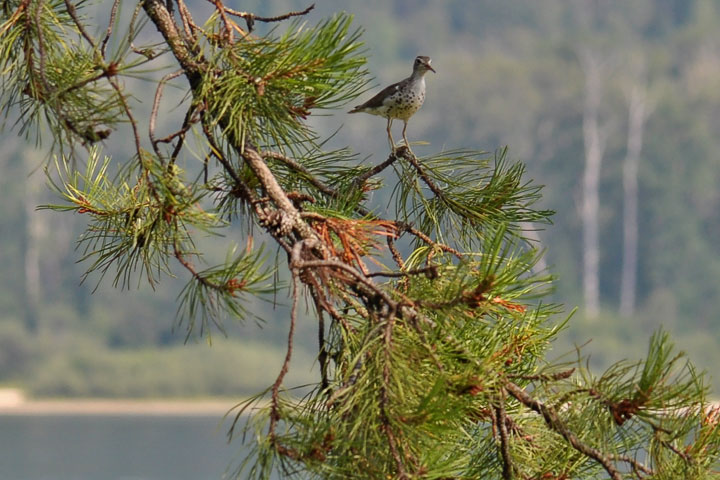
<box><xmin>619</xmin><ymin>76</ymin><xmax>652</xmax><ymax>318</ymax></box>
<box><xmin>578</xmin><ymin>49</ymin><xmax>611</xmax><ymax>320</ymax></box>
<box><xmin>2</xmin><ymin>1</ymin><xmax>720</xmax><ymax>479</ymax></box>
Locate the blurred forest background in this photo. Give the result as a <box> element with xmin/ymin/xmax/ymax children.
<box><xmin>2</xmin><ymin>0</ymin><xmax>720</xmax><ymax>397</ymax></box>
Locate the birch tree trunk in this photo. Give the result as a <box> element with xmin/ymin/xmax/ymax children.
<box><xmin>580</xmin><ymin>51</ymin><xmax>607</xmax><ymax>320</ymax></box>
<box><xmin>619</xmin><ymin>85</ymin><xmax>649</xmax><ymax>317</ymax></box>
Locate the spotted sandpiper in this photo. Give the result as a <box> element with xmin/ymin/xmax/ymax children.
<box><xmin>349</xmin><ymin>56</ymin><xmax>435</xmax><ymax>152</ymax></box>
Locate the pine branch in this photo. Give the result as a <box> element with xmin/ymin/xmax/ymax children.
<box><xmin>505</xmin><ymin>381</ymin><xmax>624</xmax><ymax>480</ymax></box>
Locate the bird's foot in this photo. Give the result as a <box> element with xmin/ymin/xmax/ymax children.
<box><xmin>400</xmin><ymin>137</ymin><xmax>416</xmax><ymax>157</ymax></box>
<box><xmin>393</xmin><ymin>145</ymin><xmax>412</xmax><ymax>157</ymax></box>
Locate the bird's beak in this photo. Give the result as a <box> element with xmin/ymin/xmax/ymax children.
<box><xmin>426</xmin><ymin>63</ymin><xmax>436</xmax><ymax>73</ymax></box>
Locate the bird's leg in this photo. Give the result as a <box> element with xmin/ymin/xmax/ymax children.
<box><xmin>386</xmin><ymin>118</ymin><xmax>396</xmax><ymax>152</ymax></box>
<box><xmin>402</xmin><ymin>120</ymin><xmax>413</xmax><ymax>155</ymax></box>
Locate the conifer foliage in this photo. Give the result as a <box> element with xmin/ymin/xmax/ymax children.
<box><xmin>2</xmin><ymin>1</ymin><xmax>719</xmax><ymax>478</ymax></box>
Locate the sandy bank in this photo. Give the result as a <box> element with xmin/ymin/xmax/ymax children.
<box><xmin>0</xmin><ymin>389</ymin><xmax>240</xmax><ymax>416</ymax></box>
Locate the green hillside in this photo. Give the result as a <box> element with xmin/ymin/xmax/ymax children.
<box><xmin>2</xmin><ymin>0</ymin><xmax>720</xmax><ymax>397</ymax></box>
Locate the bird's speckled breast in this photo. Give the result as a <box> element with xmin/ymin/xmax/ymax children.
<box><xmin>382</xmin><ymin>79</ymin><xmax>426</xmax><ymax>120</ymax></box>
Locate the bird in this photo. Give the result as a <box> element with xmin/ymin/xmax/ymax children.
<box><xmin>349</xmin><ymin>56</ymin><xmax>435</xmax><ymax>153</ymax></box>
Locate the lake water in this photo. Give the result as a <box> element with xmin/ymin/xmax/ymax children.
<box><xmin>0</xmin><ymin>414</ymin><xmax>256</xmax><ymax>480</ymax></box>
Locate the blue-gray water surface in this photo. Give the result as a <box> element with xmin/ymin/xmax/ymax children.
<box><xmin>0</xmin><ymin>414</ymin><xmax>253</xmax><ymax>480</ymax></box>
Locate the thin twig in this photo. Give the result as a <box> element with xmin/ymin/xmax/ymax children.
<box><xmin>34</xmin><ymin>0</ymin><xmax>49</xmax><ymax>88</ymax></box>
<box><xmin>262</xmin><ymin>151</ymin><xmax>338</xmax><ymax>198</ymax></box>
<box><xmin>310</xmin><ymin>277</ymin><xmax>356</xmax><ymax>334</ymax></box>
<box><xmin>387</xmin><ymin>236</ymin><xmax>405</xmax><ymax>270</ymax></box>
<box><xmin>149</xmin><ymin>69</ymin><xmax>184</xmax><ymax>158</ymax></box>
<box><xmin>366</xmin><ymin>265</ymin><xmax>437</xmax><ymax>278</ymax></box>
<box><xmin>386</xmin><ymin>236</ymin><xmax>409</xmax><ymax>293</ymax></box>
<box><xmin>657</xmin><ymin>436</ymin><xmax>692</xmax><ymax>462</ymax></box>
<box><xmin>100</xmin><ymin>0</ymin><xmax>121</xmax><ymax>56</ymax></box>
<box><xmin>353</xmin><ymin>152</ymin><xmax>401</xmax><ymax>188</ymax></box>
<box><xmin>221</xmin><ymin>3</ymin><xmax>315</xmax><ymax>23</ymax></box>
<box><xmin>380</xmin><ymin>304</ymin><xmax>408</xmax><ymax>478</ymax></box>
<box><xmin>610</xmin><ymin>453</ymin><xmax>654</xmax><ymax>476</ymax></box>
<box><xmin>505</xmin><ymin>381</ymin><xmax>623</xmax><ymax>480</ymax></box>
<box><xmin>200</xmin><ymin>112</ymin><xmax>253</xmax><ymax>200</ymax></box>
<box><xmin>175</xmin><ymin>0</ymin><xmax>197</xmax><ymax>40</ymax></box>
<box><xmin>173</xmin><ymin>243</ymin><xmax>222</xmax><ymax>290</ymax></box>
<box><xmin>168</xmin><ymin>106</ymin><xmax>198</xmax><ymax>165</ymax></box>
<box><xmin>63</xmin><ymin>0</ymin><xmax>97</xmax><ymax>48</ymax></box>
<box><xmin>269</xmin><ymin>270</ymin><xmax>300</xmax><ymax>439</ymax></box>
<box><xmin>510</xmin><ymin>368</ymin><xmax>576</xmax><ymax>382</ymax></box>
<box><xmin>495</xmin><ymin>390</ymin><xmax>514</xmax><ymax>480</ymax></box>
<box><xmin>54</xmin><ymin>69</ymin><xmax>108</xmax><ymax>97</ymax></box>
<box><xmin>211</xmin><ymin>0</ymin><xmax>234</xmax><ymax>43</ymax></box>
<box><xmin>309</xmin><ymin>287</ymin><xmax>329</xmax><ymax>392</ymax></box>
<box><xmin>200</xmin><ymin>115</ymin><xmax>296</xmax><ymax>254</ymax></box>
<box><xmin>107</xmin><ymin>77</ymin><xmax>144</xmax><ymax>169</ymax></box>
<box><xmin>143</xmin><ymin>0</ymin><xmax>203</xmax><ymax>82</ymax></box>
<box><xmin>127</xmin><ymin>2</ymin><xmax>149</xmax><ymax>57</ymax></box>
<box><xmin>395</xmin><ymin>221</ymin><xmax>464</xmax><ymax>259</ymax></box>
<box><xmin>291</xmin><ymin>258</ymin><xmax>396</xmax><ymax>310</ymax></box>
<box><xmin>262</xmin><ymin>152</ymin><xmax>463</xmax><ymax>264</ymax></box>
<box><xmin>404</xmin><ymin>151</ymin><xmax>445</xmax><ymax>199</ymax></box>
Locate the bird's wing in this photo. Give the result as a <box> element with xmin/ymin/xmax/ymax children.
<box><xmin>350</xmin><ymin>79</ymin><xmax>407</xmax><ymax>112</ymax></box>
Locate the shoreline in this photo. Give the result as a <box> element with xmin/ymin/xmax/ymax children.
<box><xmin>0</xmin><ymin>389</ymin><xmax>243</xmax><ymax>416</ymax></box>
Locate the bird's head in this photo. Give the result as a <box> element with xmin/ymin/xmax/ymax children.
<box><xmin>414</xmin><ymin>56</ymin><xmax>436</xmax><ymax>74</ymax></box>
